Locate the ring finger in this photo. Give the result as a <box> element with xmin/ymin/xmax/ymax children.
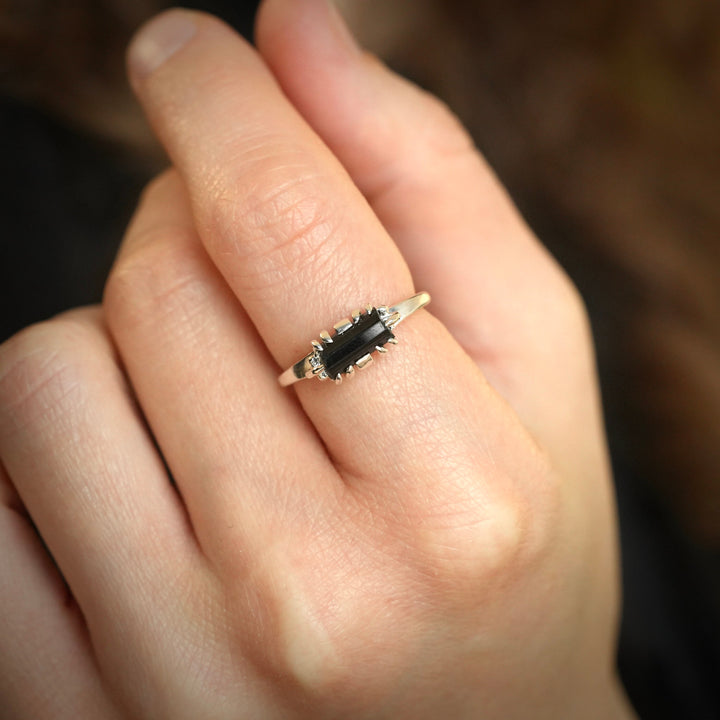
<box><xmin>104</xmin><ymin>170</ymin><xmax>340</xmax><ymax>570</ymax></box>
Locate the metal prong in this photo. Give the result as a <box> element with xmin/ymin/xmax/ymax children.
<box><xmin>311</xmin><ymin>339</ymin><xmax>323</xmax><ymax>351</ymax></box>
<box><xmin>334</xmin><ymin>374</ymin><xmax>343</xmax><ymax>385</ymax></box>
<box><xmin>356</xmin><ymin>353</ymin><xmax>373</xmax><ymax>370</ymax></box>
<box><xmin>365</xmin><ymin>303</ymin><xmax>374</xmax><ymax>314</ymax></box>
<box><xmin>376</xmin><ymin>345</ymin><xmax>388</xmax><ymax>353</ymax></box>
<box><xmin>333</xmin><ymin>318</ymin><xmax>353</xmax><ymax>334</ymax></box>
<box><xmin>345</xmin><ymin>365</ymin><xmax>355</xmax><ymax>376</ymax></box>
<box><xmin>318</xmin><ymin>370</ymin><xmax>329</xmax><ymax>381</ymax></box>
<box><xmin>351</xmin><ymin>309</ymin><xmax>362</xmax><ymax>324</ymax></box>
<box><xmin>377</xmin><ymin>305</ymin><xmax>389</xmax><ymax>316</ymax></box>
<box><xmin>320</xmin><ymin>330</ymin><xmax>333</xmax><ymax>344</ymax></box>
<box><xmin>385</xmin><ymin>312</ymin><xmax>402</xmax><ymax>329</ymax></box>
<box><xmin>388</xmin><ymin>337</ymin><xmax>399</xmax><ymax>345</ymax></box>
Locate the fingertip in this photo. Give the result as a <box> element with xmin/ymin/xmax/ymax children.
<box><xmin>127</xmin><ymin>8</ymin><xmax>198</xmax><ymax>83</ymax></box>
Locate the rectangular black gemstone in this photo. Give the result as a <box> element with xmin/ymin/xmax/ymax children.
<box><xmin>321</xmin><ymin>309</ymin><xmax>394</xmax><ymax>379</ymax></box>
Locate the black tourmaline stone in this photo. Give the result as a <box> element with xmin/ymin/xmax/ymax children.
<box><xmin>321</xmin><ymin>309</ymin><xmax>394</xmax><ymax>379</ymax></box>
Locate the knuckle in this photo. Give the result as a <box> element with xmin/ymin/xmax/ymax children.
<box><xmin>140</xmin><ymin>168</ymin><xmax>177</xmax><ymax>205</ymax></box>
<box><xmin>364</xmin><ymin>88</ymin><xmax>479</xmax><ymax>203</ymax></box>
<box><xmin>104</xmin><ymin>227</ymin><xmax>207</xmax><ymax>333</ymax></box>
<box><xmin>415</xmin><ymin>486</ymin><xmax>530</xmax><ymax>590</ymax></box>
<box><xmin>0</xmin><ymin>319</ymin><xmax>99</xmax><ymax>437</ymax></box>
<box><xmin>544</xmin><ymin>270</ymin><xmax>594</xmax><ymax>354</ymax></box>
<box><xmin>254</xmin><ymin>539</ymin><xmax>409</xmax><ymax>707</ymax></box>
<box><xmin>200</xmin><ymin>150</ymin><xmax>341</xmax><ymax>294</ymax></box>
<box><xmin>413</xmin><ymin>89</ymin><xmax>476</xmax><ymax>158</ymax></box>
<box><xmin>563</xmin><ymin>278</ymin><xmax>593</xmax><ymax>337</ymax></box>
<box><xmin>361</xmin><ymin>56</ymin><xmax>475</xmax><ymax>160</ymax></box>
<box><xmin>406</xmin><ymin>452</ymin><xmax>559</xmax><ymax>603</ymax></box>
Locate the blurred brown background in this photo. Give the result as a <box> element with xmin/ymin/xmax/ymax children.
<box><xmin>1</xmin><ymin>0</ymin><xmax>719</xmax><ymax>717</ymax></box>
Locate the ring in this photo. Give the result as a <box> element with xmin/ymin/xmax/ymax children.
<box><xmin>278</xmin><ymin>291</ymin><xmax>431</xmax><ymax>386</ymax></box>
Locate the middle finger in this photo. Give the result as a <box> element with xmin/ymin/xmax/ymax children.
<box><xmin>127</xmin><ymin>11</ymin><xmax>525</xmax><ymax>507</ymax></box>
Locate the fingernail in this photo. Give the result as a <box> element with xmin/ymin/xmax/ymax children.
<box><xmin>128</xmin><ymin>9</ymin><xmax>197</xmax><ymax>79</ymax></box>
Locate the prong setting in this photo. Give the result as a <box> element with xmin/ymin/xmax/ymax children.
<box><xmin>333</xmin><ymin>318</ymin><xmax>353</xmax><ymax>335</ymax></box>
<box><xmin>316</xmin><ymin>307</ymin><xmax>392</xmax><ymax>380</ymax></box>
<box><xmin>385</xmin><ymin>311</ymin><xmax>402</xmax><ymax>329</ymax></box>
<box><xmin>278</xmin><ymin>292</ymin><xmax>431</xmax><ymax>387</ymax></box>
<box><xmin>355</xmin><ymin>353</ymin><xmax>373</xmax><ymax>369</ymax></box>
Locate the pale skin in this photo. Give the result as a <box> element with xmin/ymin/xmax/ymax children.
<box><xmin>0</xmin><ymin>0</ymin><xmax>637</xmax><ymax>717</ymax></box>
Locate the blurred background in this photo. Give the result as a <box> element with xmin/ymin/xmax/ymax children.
<box><xmin>1</xmin><ymin>0</ymin><xmax>719</xmax><ymax>716</ymax></box>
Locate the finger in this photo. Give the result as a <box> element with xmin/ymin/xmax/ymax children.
<box><xmin>0</xmin><ymin>308</ymin><xmax>210</xmax><ymax>711</ymax></box>
<box><xmin>255</xmin><ymin>0</ymin><xmax>605</xmax><ymax>472</ymax></box>
<box><xmin>0</xmin><ymin>465</ymin><xmax>120</xmax><ymax>719</ymax></box>
<box><xmin>104</xmin><ymin>170</ymin><xmax>341</xmax><ymax>571</ymax></box>
<box><xmin>126</xmin><ymin>10</ymin><xmax>535</xmax><ymax>513</ymax></box>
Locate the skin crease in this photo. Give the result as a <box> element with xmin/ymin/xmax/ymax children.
<box><xmin>0</xmin><ymin>0</ymin><xmax>637</xmax><ymax>718</ymax></box>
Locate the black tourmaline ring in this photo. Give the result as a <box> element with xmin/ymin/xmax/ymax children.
<box><xmin>278</xmin><ymin>291</ymin><xmax>431</xmax><ymax>386</ymax></box>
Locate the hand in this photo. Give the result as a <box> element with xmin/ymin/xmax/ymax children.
<box><xmin>0</xmin><ymin>1</ymin><xmax>634</xmax><ymax>717</ymax></box>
